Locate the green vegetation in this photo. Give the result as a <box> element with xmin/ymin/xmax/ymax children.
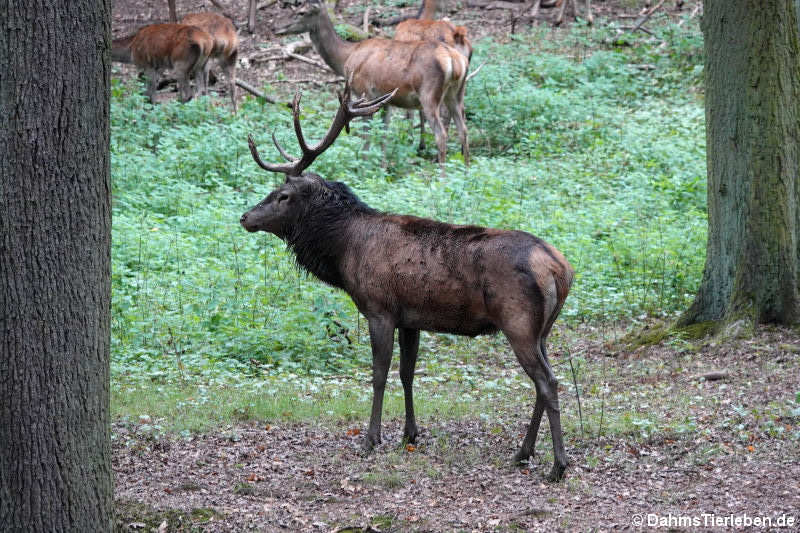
<box><xmin>110</xmin><ymin>20</ymin><xmax>709</xmax><ymax>431</ymax></box>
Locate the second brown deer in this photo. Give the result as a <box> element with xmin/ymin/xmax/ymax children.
<box><xmin>275</xmin><ymin>0</ymin><xmax>470</xmax><ymax>165</ymax></box>
<box><xmin>180</xmin><ymin>12</ymin><xmax>240</xmax><ymax>112</ymax></box>
<box><xmin>393</xmin><ymin>0</ymin><xmax>473</xmax><ymax>153</ymax></box>
<box><xmin>112</xmin><ymin>24</ymin><xmax>214</xmax><ymax>104</ymax></box>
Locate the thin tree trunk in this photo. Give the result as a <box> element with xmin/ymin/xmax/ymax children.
<box><xmin>0</xmin><ymin>1</ymin><xmax>113</xmax><ymax>530</ymax></box>
<box><xmin>680</xmin><ymin>0</ymin><xmax>800</xmax><ymax>326</ymax></box>
<box><xmin>249</xmin><ymin>0</ymin><xmax>258</xmax><ymax>33</ymax></box>
<box><xmin>168</xmin><ymin>0</ymin><xmax>177</xmax><ymax>22</ymax></box>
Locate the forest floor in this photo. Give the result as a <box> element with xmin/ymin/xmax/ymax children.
<box><xmin>110</xmin><ymin>1</ymin><xmax>800</xmax><ymax>531</ymax></box>
<box><xmin>112</xmin><ymin>321</ymin><xmax>800</xmax><ymax>532</ymax></box>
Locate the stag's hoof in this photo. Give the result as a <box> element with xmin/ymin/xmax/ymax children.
<box><xmin>512</xmin><ymin>449</ymin><xmax>532</xmax><ymax>466</ymax></box>
<box><xmin>547</xmin><ymin>461</ymin><xmax>568</xmax><ymax>482</ymax></box>
<box><xmin>402</xmin><ymin>425</ymin><xmax>419</xmax><ymax>444</ymax></box>
<box><xmin>363</xmin><ymin>434</ymin><xmax>381</xmax><ymax>452</ymax></box>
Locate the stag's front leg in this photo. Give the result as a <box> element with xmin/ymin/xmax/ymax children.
<box><xmin>365</xmin><ymin>316</ymin><xmax>395</xmax><ymax>450</ymax></box>
<box><xmin>399</xmin><ymin>328</ymin><xmax>420</xmax><ymax>443</ymax></box>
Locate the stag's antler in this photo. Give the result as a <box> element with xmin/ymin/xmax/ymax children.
<box><xmin>248</xmin><ymin>84</ymin><xmax>397</xmax><ymax>177</ymax></box>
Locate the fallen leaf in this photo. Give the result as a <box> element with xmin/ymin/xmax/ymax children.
<box><xmin>346</xmin><ymin>428</ymin><xmax>361</xmax><ymax>436</ymax></box>
<box><xmin>406</xmin><ymin>444</ymin><xmax>416</xmax><ymax>452</ymax></box>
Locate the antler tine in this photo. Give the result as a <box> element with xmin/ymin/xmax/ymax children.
<box><xmin>291</xmin><ymin>92</ymin><xmax>312</xmax><ymax>157</ymax></box>
<box><xmin>347</xmin><ymin>88</ymin><xmax>398</xmax><ymax>117</ymax></box>
<box><xmin>247</xmin><ymin>86</ymin><xmax>396</xmax><ymax>177</ymax></box>
<box><xmin>247</xmin><ymin>134</ymin><xmax>297</xmax><ymax>175</ymax></box>
<box><xmin>271</xmin><ymin>131</ymin><xmax>298</xmax><ymax>163</ymax></box>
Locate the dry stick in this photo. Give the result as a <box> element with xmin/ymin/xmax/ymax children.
<box><xmin>257</xmin><ymin>0</ymin><xmax>277</xmax><ymax>8</ymax></box>
<box><xmin>284</xmin><ymin>50</ymin><xmax>335</xmax><ymax>72</ymax></box>
<box><xmin>271</xmin><ymin>77</ymin><xmax>345</xmax><ymax>84</ymax></box>
<box><xmin>630</xmin><ymin>0</ymin><xmax>667</xmax><ymax>34</ymax></box>
<box><xmin>568</xmin><ymin>354</ymin><xmax>585</xmax><ymax>439</ymax></box>
<box><xmin>235</xmin><ymin>79</ymin><xmax>281</xmax><ymax>104</ymax></box>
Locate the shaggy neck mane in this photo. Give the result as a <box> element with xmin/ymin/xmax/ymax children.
<box><xmin>284</xmin><ymin>180</ymin><xmax>377</xmax><ymax>288</ymax></box>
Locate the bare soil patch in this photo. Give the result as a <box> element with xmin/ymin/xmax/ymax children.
<box><xmin>113</xmin><ymin>325</ymin><xmax>800</xmax><ymax>531</ymax></box>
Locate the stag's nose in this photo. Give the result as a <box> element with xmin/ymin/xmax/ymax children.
<box><xmin>240</xmin><ymin>212</ymin><xmax>249</xmax><ymax>227</ymax></box>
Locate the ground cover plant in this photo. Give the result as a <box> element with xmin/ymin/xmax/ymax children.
<box><xmin>110</xmin><ymin>6</ymin><xmax>800</xmax><ymax>531</ymax></box>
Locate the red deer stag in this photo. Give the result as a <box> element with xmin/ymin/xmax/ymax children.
<box><xmin>275</xmin><ymin>0</ymin><xmax>469</xmax><ymax>165</ymax></box>
<box><xmin>180</xmin><ymin>12</ymin><xmax>240</xmax><ymax>112</ymax></box>
<box><xmin>240</xmin><ymin>88</ymin><xmax>574</xmax><ymax>481</ymax></box>
<box><xmin>112</xmin><ymin>24</ymin><xmax>213</xmax><ymax>104</ymax></box>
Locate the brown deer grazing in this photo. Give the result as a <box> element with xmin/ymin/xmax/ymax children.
<box><xmin>393</xmin><ymin>0</ymin><xmax>472</xmax><ymax>153</ymax></box>
<box><xmin>180</xmin><ymin>12</ymin><xmax>240</xmax><ymax>112</ymax></box>
<box><xmin>112</xmin><ymin>24</ymin><xmax>214</xmax><ymax>104</ymax></box>
<box><xmin>275</xmin><ymin>0</ymin><xmax>469</xmax><ymax>165</ymax></box>
<box><xmin>239</xmin><ymin>88</ymin><xmax>574</xmax><ymax>481</ymax></box>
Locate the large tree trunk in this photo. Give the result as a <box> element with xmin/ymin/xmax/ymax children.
<box><xmin>0</xmin><ymin>1</ymin><xmax>113</xmax><ymax>531</ymax></box>
<box><xmin>680</xmin><ymin>0</ymin><xmax>800</xmax><ymax>327</ymax></box>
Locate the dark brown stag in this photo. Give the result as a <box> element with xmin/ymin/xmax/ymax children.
<box><xmin>240</xmin><ymin>89</ymin><xmax>574</xmax><ymax>480</ymax></box>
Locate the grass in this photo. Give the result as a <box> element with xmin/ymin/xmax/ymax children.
<box><xmin>109</xmin><ymin>18</ymin><xmax>712</xmax><ymax>437</ymax></box>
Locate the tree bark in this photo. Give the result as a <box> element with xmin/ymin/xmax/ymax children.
<box><xmin>168</xmin><ymin>0</ymin><xmax>178</xmax><ymax>22</ymax></box>
<box><xmin>680</xmin><ymin>0</ymin><xmax>800</xmax><ymax>327</ymax></box>
<box><xmin>0</xmin><ymin>1</ymin><xmax>113</xmax><ymax>531</ymax></box>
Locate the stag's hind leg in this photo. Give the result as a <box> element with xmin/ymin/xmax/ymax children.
<box><xmin>399</xmin><ymin>328</ymin><xmax>420</xmax><ymax>443</ymax></box>
<box><xmin>443</xmin><ymin>85</ymin><xmax>469</xmax><ymax>165</ymax></box>
<box><xmin>506</xmin><ymin>331</ymin><xmax>568</xmax><ymax>481</ymax></box>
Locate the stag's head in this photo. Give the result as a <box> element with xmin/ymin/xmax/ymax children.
<box><xmin>240</xmin><ymin>85</ymin><xmax>395</xmax><ymax>236</ymax></box>
<box><xmin>274</xmin><ymin>0</ymin><xmax>323</xmax><ymax>36</ymax></box>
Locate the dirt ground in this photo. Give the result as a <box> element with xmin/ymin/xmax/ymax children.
<box><xmin>107</xmin><ymin>2</ymin><xmax>800</xmax><ymax>532</ymax></box>
<box><xmin>113</xmin><ymin>324</ymin><xmax>800</xmax><ymax>532</ymax></box>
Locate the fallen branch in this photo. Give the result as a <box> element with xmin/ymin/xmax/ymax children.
<box><xmin>629</xmin><ymin>0</ymin><xmax>667</xmax><ymax>34</ymax></box>
<box><xmin>692</xmin><ymin>371</ymin><xmax>729</xmax><ymax>382</ymax></box>
<box><xmin>270</xmin><ymin>77</ymin><xmax>345</xmax><ymax>85</ymax></box>
<box><xmin>284</xmin><ymin>50</ymin><xmax>335</xmax><ymax>73</ymax></box>
<box><xmin>486</xmin><ymin>1</ymin><xmax>522</xmax><ymax>10</ymax></box>
<box><xmin>568</xmin><ymin>356</ymin><xmax>585</xmax><ymax>439</ymax></box>
<box><xmin>235</xmin><ymin>79</ymin><xmax>280</xmax><ymax>105</ymax></box>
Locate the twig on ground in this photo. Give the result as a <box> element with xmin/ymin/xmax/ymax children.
<box><xmin>630</xmin><ymin>0</ymin><xmax>666</xmax><ymax>34</ymax></box>
<box><xmin>235</xmin><ymin>79</ymin><xmax>281</xmax><ymax>105</ymax></box>
<box><xmin>568</xmin><ymin>355</ymin><xmax>585</xmax><ymax>439</ymax></box>
<box><xmin>284</xmin><ymin>50</ymin><xmax>335</xmax><ymax>72</ymax></box>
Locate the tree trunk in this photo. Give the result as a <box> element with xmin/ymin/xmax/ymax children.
<box><xmin>680</xmin><ymin>0</ymin><xmax>800</xmax><ymax>327</ymax></box>
<box><xmin>0</xmin><ymin>1</ymin><xmax>113</xmax><ymax>531</ymax></box>
<box><xmin>249</xmin><ymin>0</ymin><xmax>258</xmax><ymax>33</ymax></box>
<box><xmin>168</xmin><ymin>0</ymin><xmax>178</xmax><ymax>22</ymax></box>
